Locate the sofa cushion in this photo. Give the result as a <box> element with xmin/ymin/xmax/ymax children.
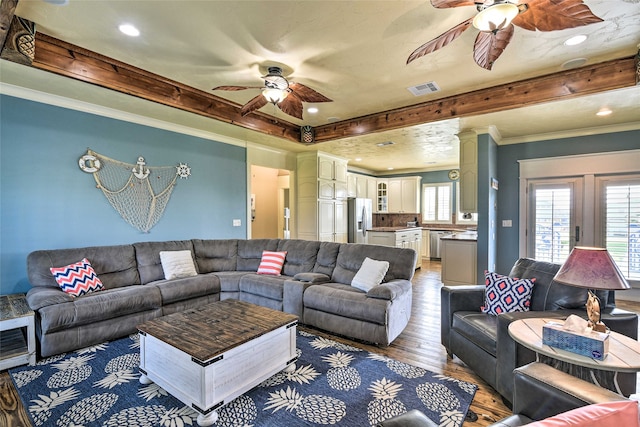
<box><xmin>192</xmin><ymin>239</ymin><xmax>238</xmax><ymax>273</ymax></box>
<box><xmin>209</xmin><ymin>271</ymin><xmax>252</xmax><ymax>293</ymax></box>
<box><xmin>28</xmin><ymin>245</ymin><xmax>139</xmax><ymax>289</ymax></box>
<box><xmin>134</xmin><ymin>240</ymin><xmax>195</xmax><ymax>284</ymax></box>
<box><xmin>160</xmin><ymin>250</ymin><xmax>198</xmax><ymax>280</ymax></box>
<box><xmin>526</xmin><ymin>401</ymin><xmax>639</xmax><ymax>427</ymax></box>
<box><xmin>332</xmin><ymin>244</ymin><xmax>415</xmax><ymax>285</ymax></box>
<box><xmin>277</xmin><ymin>239</ymin><xmax>321</xmax><ymax>276</ymax></box>
<box><xmin>236</xmin><ymin>239</ymin><xmax>279</xmax><ymax>271</ymax></box>
<box><xmin>303</xmin><ymin>283</ymin><xmax>389</xmax><ymax>324</ymax></box>
<box><xmin>482</xmin><ymin>271</ymin><xmax>535</xmax><ymax>315</ymax></box>
<box><xmin>37</xmin><ymin>285</ymin><xmax>162</xmax><ymax>333</ymax></box>
<box><xmin>50</xmin><ymin>258</ymin><xmax>104</xmax><ymax>297</ymax></box>
<box><xmin>313</xmin><ymin>242</ymin><xmax>340</xmax><ymax>277</ymax></box>
<box><xmin>257</xmin><ymin>251</ymin><xmax>287</xmax><ymax>275</ymax></box>
<box><xmin>351</xmin><ymin>257</ymin><xmax>390</xmax><ymax>292</ymax></box>
<box><xmin>147</xmin><ymin>274</ymin><xmax>220</xmax><ymax>305</ymax></box>
<box><xmin>239</xmin><ymin>273</ymin><xmax>289</xmax><ymax>301</ymax></box>
<box><xmin>452</xmin><ymin>311</ymin><xmax>498</xmax><ymax>357</ymax></box>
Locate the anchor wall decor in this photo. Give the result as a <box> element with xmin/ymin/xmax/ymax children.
<box><xmin>79</xmin><ymin>149</ymin><xmax>191</xmax><ymax>232</ymax></box>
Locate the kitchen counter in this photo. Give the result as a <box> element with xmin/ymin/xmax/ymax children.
<box><xmin>441</xmin><ymin>232</ymin><xmax>477</xmax><ymax>241</ymax></box>
<box><xmin>368</xmin><ymin>226</ymin><xmax>422</xmax><ymax>232</ymax></box>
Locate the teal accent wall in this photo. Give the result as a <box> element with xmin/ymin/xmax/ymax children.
<box><xmin>477</xmin><ymin>133</ymin><xmax>498</xmax><ymax>284</ymax></box>
<box><xmin>1</xmin><ymin>95</ymin><xmax>247</xmax><ymax>295</ymax></box>
<box><xmin>495</xmin><ymin>130</ymin><xmax>640</xmax><ymax>274</ymax></box>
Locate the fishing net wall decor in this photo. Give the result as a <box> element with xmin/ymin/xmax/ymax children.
<box><xmin>78</xmin><ymin>149</ymin><xmax>191</xmax><ymax>232</ymax></box>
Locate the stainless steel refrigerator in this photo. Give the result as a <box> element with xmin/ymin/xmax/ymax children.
<box><xmin>347</xmin><ymin>198</ymin><xmax>373</xmax><ymax>244</ymax></box>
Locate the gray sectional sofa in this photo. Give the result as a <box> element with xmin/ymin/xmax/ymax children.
<box><xmin>26</xmin><ymin>238</ymin><xmax>417</xmax><ymax>357</ymax></box>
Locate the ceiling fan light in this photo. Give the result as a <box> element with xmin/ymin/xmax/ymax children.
<box><xmin>262</xmin><ymin>88</ymin><xmax>288</xmax><ymax>104</ymax></box>
<box><xmin>473</xmin><ymin>3</ymin><xmax>519</xmax><ymax>32</ymax></box>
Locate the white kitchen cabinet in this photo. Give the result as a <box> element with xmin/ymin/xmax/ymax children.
<box><xmin>376</xmin><ymin>180</ymin><xmax>388</xmax><ymax>213</ymax></box>
<box><xmin>441</xmin><ymin>237</ymin><xmax>477</xmax><ymax>285</ymax></box>
<box><xmin>459</xmin><ymin>130</ymin><xmax>477</xmax><ymax>213</ymax></box>
<box><xmin>421</xmin><ymin>229</ymin><xmax>430</xmax><ymax>259</ymax></box>
<box><xmin>347</xmin><ymin>173</ymin><xmax>357</xmax><ymax>198</ymax></box>
<box><xmin>297</xmin><ymin>151</ymin><xmax>349</xmax><ymax>242</ymax></box>
<box><xmin>367</xmin><ymin>228</ymin><xmax>422</xmax><ymax>269</ymax></box>
<box><xmin>387</xmin><ymin>177</ymin><xmax>421</xmax><ymax>213</ymax></box>
<box><xmin>367</xmin><ymin>177</ymin><xmax>377</xmax><ymax>203</ymax></box>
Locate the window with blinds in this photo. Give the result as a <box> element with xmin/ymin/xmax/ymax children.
<box><xmin>531</xmin><ymin>185</ymin><xmax>573</xmax><ymax>263</ymax></box>
<box><xmin>422</xmin><ymin>183</ymin><xmax>452</xmax><ymax>223</ymax></box>
<box><xmin>601</xmin><ymin>178</ymin><xmax>640</xmax><ymax>281</ymax></box>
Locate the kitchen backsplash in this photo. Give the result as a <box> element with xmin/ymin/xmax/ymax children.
<box><xmin>373</xmin><ymin>213</ymin><xmax>421</xmax><ymax>227</ymax></box>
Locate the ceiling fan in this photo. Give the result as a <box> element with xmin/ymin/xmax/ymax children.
<box><xmin>212</xmin><ymin>66</ymin><xmax>332</xmax><ymax>120</ymax></box>
<box><xmin>407</xmin><ymin>0</ymin><xmax>603</xmax><ymax>70</ymax></box>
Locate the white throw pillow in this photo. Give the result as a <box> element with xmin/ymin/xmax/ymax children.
<box><xmin>159</xmin><ymin>250</ymin><xmax>197</xmax><ymax>280</ymax></box>
<box><xmin>351</xmin><ymin>257</ymin><xmax>390</xmax><ymax>292</ymax></box>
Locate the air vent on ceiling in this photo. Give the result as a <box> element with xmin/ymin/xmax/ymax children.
<box><xmin>376</xmin><ymin>141</ymin><xmax>395</xmax><ymax>147</ymax></box>
<box><xmin>407</xmin><ymin>81</ymin><xmax>441</xmax><ymax>96</ymax></box>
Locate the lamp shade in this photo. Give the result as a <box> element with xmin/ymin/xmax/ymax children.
<box><xmin>262</xmin><ymin>88</ymin><xmax>288</xmax><ymax>104</ymax></box>
<box><xmin>472</xmin><ymin>3</ymin><xmax>519</xmax><ymax>32</ymax></box>
<box><xmin>553</xmin><ymin>247</ymin><xmax>630</xmax><ymax>290</ymax></box>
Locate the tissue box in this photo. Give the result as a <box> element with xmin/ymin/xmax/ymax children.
<box><xmin>542</xmin><ymin>322</ymin><xmax>609</xmax><ymax>360</ymax></box>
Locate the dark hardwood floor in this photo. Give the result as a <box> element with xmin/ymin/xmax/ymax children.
<box><xmin>1</xmin><ymin>260</ymin><xmax>639</xmax><ymax>427</ymax></box>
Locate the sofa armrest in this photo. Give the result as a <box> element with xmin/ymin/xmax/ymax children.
<box><xmin>511</xmin><ymin>362</ymin><xmax>628</xmax><ymax>421</ymax></box>
<box><xmin>495</xmin><ymin>310</ymin><xmax>567</xmax><ymax>401</ymax></box>
<box><xmin>26</xmin><ymin>286</ymin><xmax>73</xmax><ymax>310</ymax></box>
<box><xmin>284</xmin><ymin>279</ymin><xmax>317</xmax><ymax>319</ymax></box>
<box><xmin>292</xmin><ymin>272</ymin><xmax>331</xmax><ymax>283</ymax></box>
<box><xmin>440</xmin><ymin>285</ymin><xmax>485</xmax><ymax>351</ymax></box>
<box><xmin>366</xmin><ymin>279</ymin><xmax>411</xmax><ymax>301</ymax></box>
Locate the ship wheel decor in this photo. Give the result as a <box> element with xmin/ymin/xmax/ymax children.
<box><xmin>78</xmin><ymin>150</ymin><xmax>191</xmax><ymax>232</ymax></box>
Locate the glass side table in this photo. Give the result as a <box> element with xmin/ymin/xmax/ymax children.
<box><xmin>0</xmin><ymin>294</ymin><xmax>36</xmax><ymax>370</ymax></box>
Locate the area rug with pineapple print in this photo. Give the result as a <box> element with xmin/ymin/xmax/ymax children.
<box><xmin>9</xmin><ymin>330</ymin><xmax>477</xmax><ymax>427</ymax></box>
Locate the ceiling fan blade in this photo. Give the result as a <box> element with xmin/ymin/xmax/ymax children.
<box><xmin>430</xmin><ymin>0</ymin><xmax>477</xmax><ymax>8</ymax></box>
<box><xmin>288</xmin><ymin>82</ymin><xmax>332</xmax><ymax>103</ymax></box>
<box><xmin>473</xmin><ymin>25</ymin><xmax>514</xmax><ymax>70</ymax></box>
<box><xmin>278</xmin><ymin>93</ymin><xmax>304</xmax><ymax>120</ymax></box>
<box><xmin>212</xmin><ymin>85</ymin><xmax>262</xmax><ymax>91</ymax></box>
<box><xmin>512</xmin><ymin>0</ymin><xmax>603</xmax><ymax>31</ymax></box>
<box><xmin>407</xmin><ymin>18</ymin><xmax>473</xmax><ymax>64</ymax></box>
<box><xmin>240</xmin><ymin>94</ymin><xmax>268</xmax><ymax>116</ymax></box>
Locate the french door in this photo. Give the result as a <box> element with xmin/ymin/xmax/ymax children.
<box><xmin>526</xmin><ymin>178</ymin><xmax>582</xmax><ymax>263</ymax></box>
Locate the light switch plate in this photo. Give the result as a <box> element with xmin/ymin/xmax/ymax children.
<box><xmin>233</xmin><ymin>219</ymin><xmax>241</xmax><ymax>227</ymax></box>
<box><xmin>502</xmin><ymin>220</ymin><xmax>512</xmax><ymax>227</ymax></box>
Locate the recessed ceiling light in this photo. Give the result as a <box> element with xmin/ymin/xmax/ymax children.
<box><xmin>387</xmin><ymin>167</ymin><xmax>394</xmax><ymax>170</ymax></box>
<box><xmin>596</xmin><ymin>108</ymin><xmax>612</xmax><ymax>116</ymax></box>
<box><xmin>119</xmin><ymin>24</ymin><xmax>140</xmax><ymax>37</ymax></box>
<box><xmin>564</xmin><ymin>35</ymin><xmax>587</xmax><ymax>46</ymax></box>
<box><xmin>354</xmin><ymin>158</ymin><xmax>362</xmax><ymax>162</ymax></box>
<box><xmin>307</xmin><ymin>107</ymin><xmax>318</xmax><ymax>113</ymax></box>
<box><xmin>327</xmin><ymin>117</ymin><xmax>340</xmax><ymax>123</ymax></box>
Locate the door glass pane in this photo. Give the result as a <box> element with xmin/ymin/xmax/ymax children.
<box><xmin>604</xmin><ymin>182</ymin><xmax>640</xmax><ymax>281</ymax></box>
<box><xmin>533</xmin><ymin>187</ymin><xmax>571</xmax><ymax>263</ymax></box>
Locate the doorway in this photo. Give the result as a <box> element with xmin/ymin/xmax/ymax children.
<box><xmin>250</xmin><ymin>165</ymin><xmax>290</xmax><ymax>239</ymax></box>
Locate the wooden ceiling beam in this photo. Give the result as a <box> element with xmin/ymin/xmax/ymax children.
<box><xmin>32</xmin><ymin>33</ymin><xmax>302</xmax><ymax>143</ymax></box>
<box><xmin>313</xmin><ymin>57</ymin><xmax>636</xmax><ymax>142</ymax></box>
<box><xmin>28</xmin><ymin>32</ymin><xmax>635</xmax><ymax>145</ymax></box>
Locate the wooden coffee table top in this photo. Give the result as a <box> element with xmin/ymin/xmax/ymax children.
<box><xmin>138</xmin><ymin>300</ymin><xmax>298</xmax><ymax>363</ymax></box>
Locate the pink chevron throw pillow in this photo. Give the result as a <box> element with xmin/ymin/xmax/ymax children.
<box><xmin>257</xmin><ymin>251</ymin><xmax>287</xmax><ymax>276</ymax></box>
<box><xmin>50</xmin><ymin>258</ymin><xmax>104</xmax><ymax>297</ymax></box>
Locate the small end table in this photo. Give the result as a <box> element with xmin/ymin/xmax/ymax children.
<box><xmin>0</xmin><ymin>294</ymin><xmax>36</xmax><ymax>370</ymax></box>
<box><xmin>509</xmin><ymin>317</ymin><xmax>640</xmax><ymax>395</ymax></box>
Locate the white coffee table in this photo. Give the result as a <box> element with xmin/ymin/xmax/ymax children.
<box><xmin>138</xmin><ymin>300</ymin><xmax>298</xmax><ymax>426</ymax></box>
